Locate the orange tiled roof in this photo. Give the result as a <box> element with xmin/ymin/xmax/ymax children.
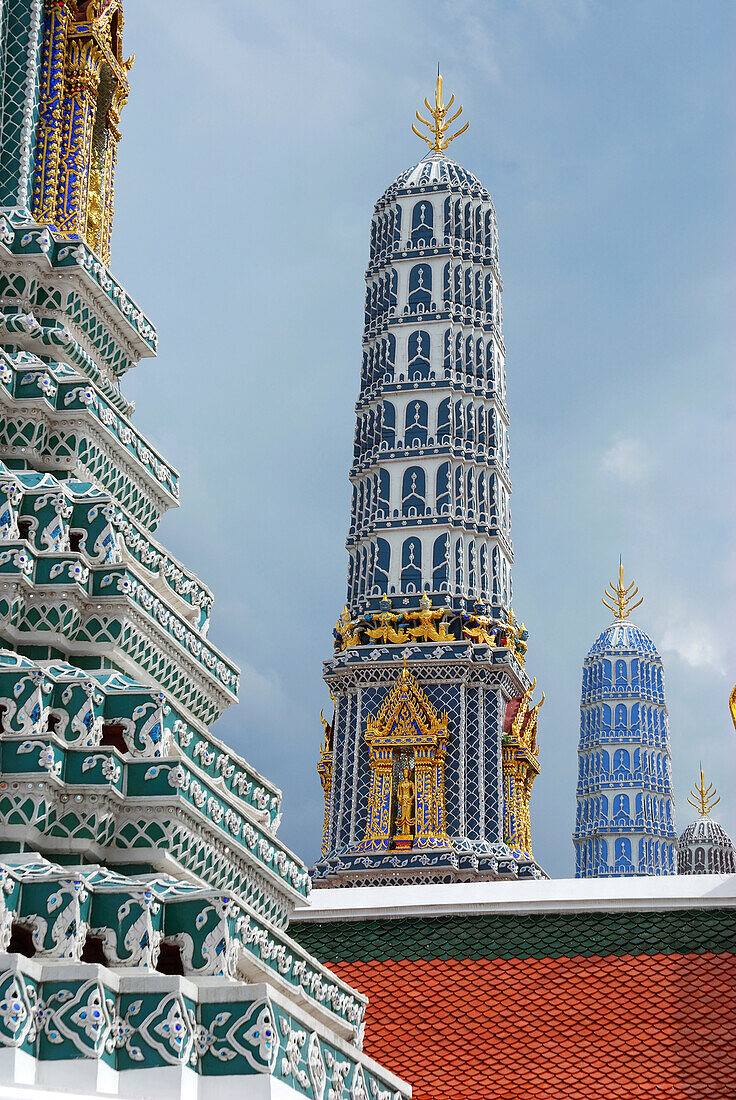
<box><xmin>327</xmin><ymin>951</ymin><xmax>736</xmax><ymax>1099</ymax></box>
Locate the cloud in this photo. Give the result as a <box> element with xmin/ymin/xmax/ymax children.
<box><xmin>145</xmin><ymin>0</ymin><xmax>359</xmax><ymax>126</ymax></box>
<box><xmin>659</xmin><ymin>619</ymin><xmax>725</xmax><ymax>676</ymax></box>
<box><xmin>237</xmin><ymin>662</ymin><xmax>284</xmax><ymax>711</ymax></box>
<box><xmin>599</xmin><ymin>437</ymin><xmax>651</xmax><ymax>482</ymax></box>
<box><xmin>440</xmin><ymin>2</ymin><xmax>502</xmax><ymax>84</ymax></box>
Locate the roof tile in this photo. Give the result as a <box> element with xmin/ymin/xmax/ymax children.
<box><xmin>321</xmin><ymin>951</ymin><xmax>736</xmax><ymax>1099</ymax></box>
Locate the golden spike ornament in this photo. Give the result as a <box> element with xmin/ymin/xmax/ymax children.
<box><xmin>602</xmin><ymin>561</ymin><xmax>643</xmax><ymax>620</ymax></box>
<box><xmin>412</xmin><ymin>70</ymin><xmax>469</xmax><ymax>153</ymax></box>
<box><xmin>317</xmin><ymin>695</ymin><xmax>336</xmax><ymax>857</ymax></box>
<box><xmin>687</xmin><ymin>769</ymin><xmax>721</xmax><ymax>817</ymax></box>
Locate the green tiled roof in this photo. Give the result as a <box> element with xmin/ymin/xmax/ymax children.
<box><xmin>291</xmin><ymin>907</ymin><xmax>736</xmax><ymax>962</ymax></box>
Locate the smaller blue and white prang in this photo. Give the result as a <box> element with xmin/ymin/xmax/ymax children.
<box><xmin>574</xmin><ymin>565</ymin><xmax>677</xmax><ymax>878</ymax></box>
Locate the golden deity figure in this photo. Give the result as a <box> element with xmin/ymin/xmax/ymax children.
<box><xmin>365</xmin><ymin>598</ymin><xmax>409</xmax><ymax>645</ymax></box>
<box><xmin>406</xmin><ymin>592</ymin><xmax>452</xmax><ymax>642</ymax></box>
<box><xmin>602</xmin><ymin>560</ymin><xmax>644</xmax><ymax>620</ymax></box>
<box><xmin>412</xmin><ymin>69</ymin><xmax>469</xmax><ymax>152</ymax></box>
<box><xmin>514</xmin><ymin>621</ymin><xmax>529</xmax><ymax>664</ymax></box>
<box><xmin>333</xmin><ymin>605</ymin><xmax>361</xmax><ymax>651</ymax></box>
<box><xmin>499</xmin><ymin>608</ymin><xmax>529</xmax><ymax>665</ymax></box>
<box><xmin>393</xmin><ymin>764</ymin><xmax>416</xmax><ymax>849</ymax></box>
<box><xmin>730</xmin><ymin>685</ymin><xmax>736</xmax><ymax>735</ymax></box>
<box><xmin>461</xmin><ymin>606</ymin><xmax>497</xmax><ymax>647</ymax></box>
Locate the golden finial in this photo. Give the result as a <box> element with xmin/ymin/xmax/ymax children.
<box><xmin>687</xmin><ymin>768</ymin><xmax>721</xmax><ymax>816</ymax></box>
<box><xmin>412</xmin><ymin>68</ymin><xmax>469</xmax><ymax>153</ymax></box>
<box><xmin>602</xmin><ymin>560</ymin><xmax>643</xmax><ymax>621</ymax></box>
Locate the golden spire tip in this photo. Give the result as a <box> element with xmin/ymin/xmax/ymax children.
<box><xmin>602</xmin><ymin>561</ymin><xmax>644</xmax><ymax>621</ymax></box>
<box><xmin>412</xmin><ymin>70</ymin><xmax>469</xmax><ymax>153</ymax></box>
<box><xmin>687</xmin><ymin>769</ymin><xmax>720</xmax><ymax>817</ymax></box>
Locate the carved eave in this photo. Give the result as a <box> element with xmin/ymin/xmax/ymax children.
<box><xmin>366</xmin><ymin>666</ymin><xmax>448</xmax><ymax>750</ymax></box>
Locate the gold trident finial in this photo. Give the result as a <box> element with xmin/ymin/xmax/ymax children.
<box><xmin>602</xmin><ymin>559</ymin><xmax>644</xmax><ymax>621</ymax></box>
<box><xmin>412</xmin><ymin>68</ymin><xmax>469</xmax><ymax>153</ymax></box>
<box><xmin>687</xmin><ymin>768</ymin><xmax>720</xmax><ymax>817</ymax></box>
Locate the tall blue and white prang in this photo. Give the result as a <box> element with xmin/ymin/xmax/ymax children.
<box><xmin>314</xmin><ymin>75</ymin><xmax>546</xmax><ymax>887</ymax></box>
<box><xmin>574</xmin><ymin>566</ymin><xmax>677</xmax><ymax>878</ymax></box>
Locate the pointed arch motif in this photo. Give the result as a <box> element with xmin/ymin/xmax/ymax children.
<box><xmin>356</xmin><ymin>664</ymin><xmax>449</xmax><ymax>852</ymax></box>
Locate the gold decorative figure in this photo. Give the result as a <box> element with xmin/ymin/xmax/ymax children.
<box><xmin>730</xmin><ymin>685</ymin><xmax>736</xmax><ymax>734</ymax></box>
<box><xmin>31</xmin><ymin>0</ymin><xmax>133</xmax><ymax>264</ymax></box>
<box><xmin>406</xmin><ymin>592</ymin><xmax>452</xmax><ymax>642</ymax></box>
<box><xmin>357</xmin><ymin>663</ymin><xmax>450</xmax><ymax>852</ymax></box>
<box><xmin>461</xmin><ymin>609</ymin><xmax>497</xmax><ymax>647</ymax></box>
<box><xmin>393</xmin><ymin>764</ymin><xmax>416</xmax><ymax>848</ymax></box>
<box><xmin>602</xmin><ymin>561</ymin><xmax>643</xmax><ymax>620</ymax></box>
<box><xmin>502</xmin><ymin>679</ymin><xmax>544</xmax><ymax>856</ymax></box>
<box><xmin>687</xmin><ymin>769</ymin><xmax>721</xmax><ymax>817</ymax></box>
<box><xmin>364</xmin><ymin>597</ymin><xmax>410</xmax><ymax>645</ymax></box>
<box><xmin>333</xmin><ymin>605</ymin><xmax>361</xmax><ymax>650</ymax></box>
<box><xmin>317</xmin><ymin>700</ymin><xmax>335</xmax><ymax>856</ymax></box>
<box><xmin>412</xmin><ymin>69</ymin><xmax>469</xmax><ymax>153</ymax></box>
<box><xmin>460</xmin><ymin>605</ymin><xmax>529</xmax><ymax>664</ymax></box>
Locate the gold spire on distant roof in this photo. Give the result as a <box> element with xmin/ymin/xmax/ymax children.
<box><xmin>412</xmin><ymin>68</ymin><xmax>469</xmax><ymax>153</ymax></box>
<box><xmin>602</xmin><ymin>560</ymin><xmax>643</xmax><ymax>621</ymax></box>
<box><xmin>687</xmin><ymin>768</ymin><xmax>721</xmax><ymax>817</ymax></box>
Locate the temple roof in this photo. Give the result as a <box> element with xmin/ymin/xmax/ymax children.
<box><xmin>379</xmin><ymin>151</ymin><xmax>491</xmax><ymax>202</ymax></box>
<box><xmin>587</xmin><ymin>619</ymin><xmax>660</xmax><ymax>658</ymax></box>
<box><xmin>680</xmin><ymin>817</ymin><xmax>736</xmax><ymax>850</ymax></box>
<box><xmin>292</xmin><ymin>877</ymin><xmax>736</xmax><ymax>1100</ymax></box>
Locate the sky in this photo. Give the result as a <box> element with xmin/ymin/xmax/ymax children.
<box><xmin>113</xmin><ymin>0</ymin><xmax>735</xmax><ymax>878</ymax></box>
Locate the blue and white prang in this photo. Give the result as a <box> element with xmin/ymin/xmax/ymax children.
<box><xmin>315</xmin><ymin>77</ymin><xmax>543</xmax><ymax>888</ymax></box>
<box><xmin>348</xmin><ymin>137</ymin><xmax>511</xmax><ymax>616</ymax></box>
<box><xmin>574</xmin><ymin>567</ymin><xmax>677</xmax><ymax>878</ymax></box>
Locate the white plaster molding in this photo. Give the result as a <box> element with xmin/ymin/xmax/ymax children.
<box><xmin>295</xmin><ymin>873</ymin><xmax>736</xmax><ymax>921</ymax></box>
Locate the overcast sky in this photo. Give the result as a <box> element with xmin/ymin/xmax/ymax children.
<box><xmin>114</xmin><ymin>0</ymin><xmax>735</xmax><ymax>878</ymax></box>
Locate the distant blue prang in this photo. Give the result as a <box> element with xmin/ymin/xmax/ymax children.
<box><xmin>574</xmin><ymin>619</ymin><xmax>677</xmax><ymax>878</ymax></box>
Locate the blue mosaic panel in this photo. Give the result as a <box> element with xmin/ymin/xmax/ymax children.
<box><xmin>325</xmin><ymin>675</ymin><xmax>508</xmax><ymax>861</ymax></box>
<box><xmin>464</xmin><ymin>686</ymin><xmax>482</xmax><ymax>842</ymax></box>
<box><xmin>425</xmin><ymin>682</ymin><xmax>462</xmax><ymax>837</ymax></box>
<box><xmin>483</xmin><ymin>689</ymin><xmax>502</xmax><ymax>841</ymax></box>
<box><xmin>349</xmin><ymin>686</ymin><xmax>381</xmax><ymax>849</ymax></box>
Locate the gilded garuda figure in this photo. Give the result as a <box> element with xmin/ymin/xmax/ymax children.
<box><xmin>365</xmin><ymin>597</ymin><xmax>409</xmax><ymax>645</ymax></box>
<box><xmin>405</xmin><ymin>592</ymin><xmax>452</xmax><ymax>642</ymax></box>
